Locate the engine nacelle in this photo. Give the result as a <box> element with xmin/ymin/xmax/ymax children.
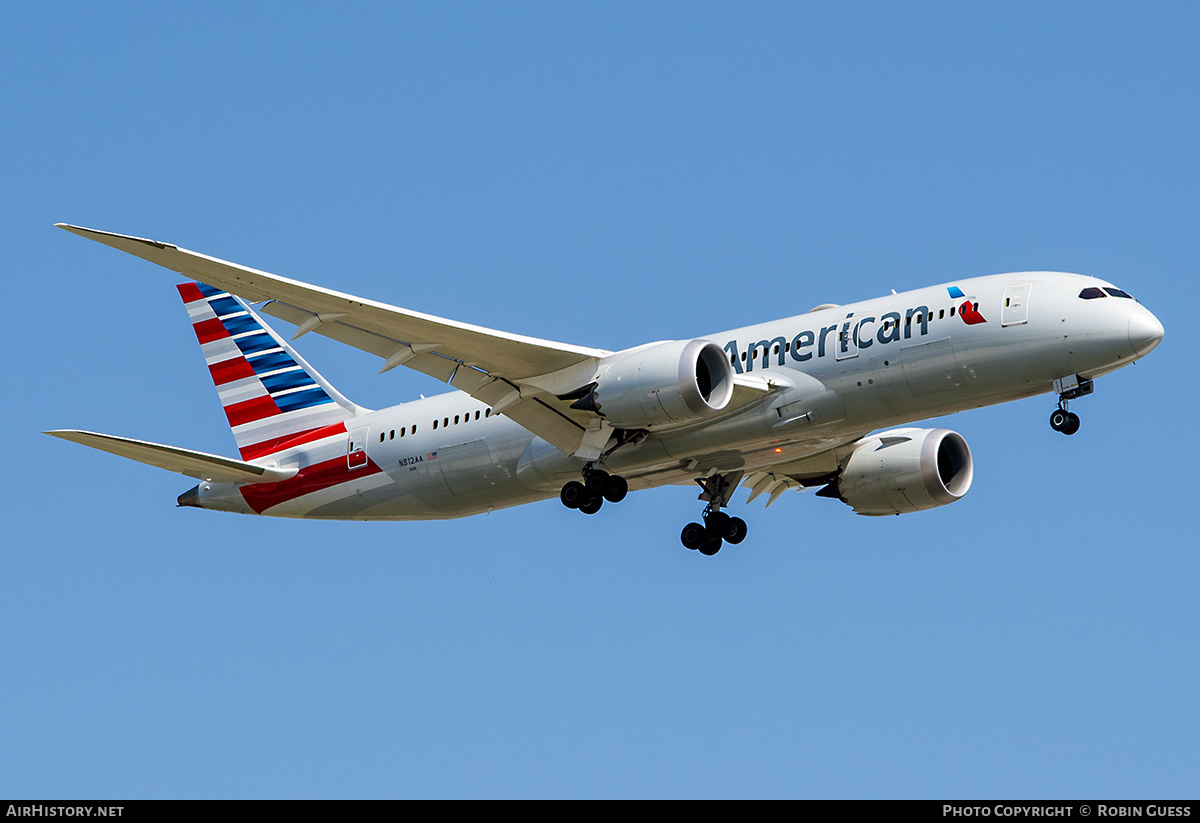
<box><xmin>836</xmin><ymin>428</ymin><xmax>973</xmax><ymax>516</ymax></box>
<box><xmin>588</xmin><ymin>339</ymin><xmax>736</xmax><ymax>428</ymax></box>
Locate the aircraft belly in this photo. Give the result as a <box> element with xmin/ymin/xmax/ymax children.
<box><xmin>278</xmin><ymin>471</ymin><xmax>399</xmax><ymax>518</ymax></box>
<box><xmin>648</xmin><ymin>384</ymin><xmax>855</xmax><ymax>476</ymax></box>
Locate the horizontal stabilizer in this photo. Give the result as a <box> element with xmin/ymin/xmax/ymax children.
<box><xmin>45</xmin><ymin>430</ymin><xmax>298</xmax><ymax>484</ymax></box>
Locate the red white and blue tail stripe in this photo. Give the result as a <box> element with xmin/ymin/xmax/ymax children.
<box><xmin>177</xmin><ymin>281</ymin><xmax>365</xmax><ymax>460</ymax></box>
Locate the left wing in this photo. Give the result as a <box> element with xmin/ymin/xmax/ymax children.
<box><xmin>56</xmin><ymin>224</ymin><xmax>611</xmax><ymax>454</ymax></box>
<box><xmin>44</xmin><ymin>430</ymin><xmax>299</xmax><ymax>484</ymax></box>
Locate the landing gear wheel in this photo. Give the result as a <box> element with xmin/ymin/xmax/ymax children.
<box><xmin>560</xmin><ymin>481</ymin><xmax>586</xmax><ymax>509</ymax></box>
<box><xmin>1063</xmin><ymin>411</ymin><xmax>1081</xmax><ymax>436</ymax></box>
<box><xmin>1049</xmin><ymin>409</ymin><xmax>1070</xmax><ymax>432</ymax></box>
<box><xmin>578</xmin><ymin>494</ymin><xmax>603</xmax><ymax>515</ymax></box>
<box><xmin>586</xmin><ymin>469</ymin><xmax>609</xmax><ymax>492</ymax></box>
<box><xmin>724</xmin><ymin>517</ymin><xmax>748</xmax><ymax>545</ymax></box>
<box><xmin>602</xmin><ymin>474</ymin><xmax>628</xmax><ymax>503</ymax></box>
<box><xmin>706</xmin><ymin>511</ymin><xmax>730</xmax><ymax>534</ymax></box>
<box><xmin>685</xmin><ymin>472</ymin><xmax>747</xmax><ymax>553</ymax></box>
<box><xmin>681</xmin><ymin>522</ymin><xmax>706</xmax><ymax>550</ymax></box>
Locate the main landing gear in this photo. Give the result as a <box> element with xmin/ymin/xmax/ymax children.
<box><xmin>560</xmin><ymin>465</ymin><xmax>751</xmax><ymax>557</ymax></box>
<box><xmin>680</xmin><ymin>473</ymin><xmax>748</xmax><ymax>556</ymax></box>
<box><xmin>680</xmin><ymin>510</ymin><xmax>748</xmax><ymax>556</ymax></box>
<box><xmin>1049</xmin><ymin>374</ymin><xmax>1093</xmax><ymax>436</ymax></box>
<box><xmin>560</xmin><ymin>465</ymin><xmax>629</xmax><ymax>515</ymax></box>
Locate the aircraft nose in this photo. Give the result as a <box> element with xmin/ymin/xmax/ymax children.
<box><xmin>1128</xmin><ymin>304</ymin><xmax>1164</xmax><ymax>357</ymax></box>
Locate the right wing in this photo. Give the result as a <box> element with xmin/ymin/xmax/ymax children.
<box><xmin>56</xmin><ymin>224</ymin><xmax>612</xmax><ymax>454</ymax></box>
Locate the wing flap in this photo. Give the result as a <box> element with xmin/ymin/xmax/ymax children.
<box><xmin>45</xmin><ymin>430</ymin><xmax>299</xmax><ymax>484</ymax></box>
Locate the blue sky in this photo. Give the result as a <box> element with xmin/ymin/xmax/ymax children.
<box><xmin>3</xmin><ymin>2</ymin><xmax>1197</xmax><ymax>798</ymax></box>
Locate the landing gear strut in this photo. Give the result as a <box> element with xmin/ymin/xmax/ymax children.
<box><xmin>1049</xmin><ymin>374</ymin><xmax>1092</xmax><ymax>436</ymax></box>
<box><xmin>559</xmin><ymin>464</ymin><xmax>629</xmax><ymax>515</ymax></box>
<box><xmin>680</xmin><ymin>472</ymin><xmax>748</xmax><ymax>556</ymax></box>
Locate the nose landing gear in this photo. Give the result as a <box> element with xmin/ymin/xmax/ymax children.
<box><xmin>1049</xmin><ymin>406</ymin><xmax>1080</xmax><ymax>435</ymax></box>
<box><xmin>1050</xmin><ymin>374</ymin><xmax>1093</xmax><ymax>436</ymax></box>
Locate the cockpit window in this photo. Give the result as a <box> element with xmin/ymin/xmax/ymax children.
<box><xmin>1078</xmin><ymin>287</ymin><xmax>1107</xmax><ymax>299</ymax></box>
<box><xmin>1104</xmin><ymin>287</ymin><xmax>1134</xmax><ymax>299</ymax></box>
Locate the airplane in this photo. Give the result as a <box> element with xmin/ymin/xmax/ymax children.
<box><xmin>47</xmin><ymin>224</ymin><xmax>1164</xmax><ymax>555</ymax></box>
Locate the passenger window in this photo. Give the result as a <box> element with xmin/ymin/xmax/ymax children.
<box><xmin>1079</xmin><ymin>287</ymin><xmax>1107</xmax><ymax>299</ymax></box>
<box><xmin>454</xmin><ymin>415</ymin><xmax>459</xmax><ymax>425</ymax></box>
<box><xmin>390</xmin><ymin>430</ymin><xmax>395</xmax><ymax>440</ymax></box>
<box><xmin>443</xmin><ymin>417</ymin><xmax>449</xmax><ymax>427</ymax></box>
<box><xmin>433</xmin><ymin>420</ymin><xmax>438</xmax><ymax>430</ymax></box>
<box><xmin>379</xmin><ymin>433</ymin><xmax>385</xmax><ymax>443</ymax></box>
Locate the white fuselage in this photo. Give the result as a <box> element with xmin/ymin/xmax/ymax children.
<box><xmin>192</xmin><ymin>271</ymin><xmax>1162</xmax><ymax>519</ymax></box>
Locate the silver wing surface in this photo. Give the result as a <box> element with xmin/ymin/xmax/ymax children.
<box><xmin>57</xmin><ymin>224</ymin><xmax>611</xmax><ymax>453</ymax></box>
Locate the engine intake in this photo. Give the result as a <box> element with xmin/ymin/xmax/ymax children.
<box><xmin>584</xmin><ymin>339</ymin><xmax>736</xmax><ymax>428</ymax></box>
<box><xmin>836</xmin><ymin>428</ymin><xmax>973</xmax><ymax>515</ymax></box>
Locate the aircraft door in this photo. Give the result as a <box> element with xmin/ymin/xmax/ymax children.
<box><xmin>1001</xmin><ymin>284</ymin><xmax>1032</xmax><ymax>327</ymax></box>
<box><xmin>347</xmin><ymin>426</ymin><xmax>369</xmax><ymax>470</ymax></box>
<box><xmin>835</xmin><ymin>315</ymin><xmax>861</xmax><ymax>361</ymax></box>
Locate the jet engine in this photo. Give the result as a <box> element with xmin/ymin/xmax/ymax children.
<box><xmin>578</xmin><ymin>339</ymin><xmax>736</xmax><ymax>428</ymax></box>
<box><xmin>833</xmin><ymin>428</ymin><xmax>973</xmax><ymax>515</ymax></box>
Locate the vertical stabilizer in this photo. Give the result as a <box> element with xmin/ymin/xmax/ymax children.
<box><xmin>177</xmin><ymin>281</ymin><xmax>368</xmax><ymax>460</ymax></box>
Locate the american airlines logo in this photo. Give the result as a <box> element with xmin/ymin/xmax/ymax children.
<box><xmin>948</xmin><ymin>286</ymin><xmax>987</xmax><ymax>325</ymax></box>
